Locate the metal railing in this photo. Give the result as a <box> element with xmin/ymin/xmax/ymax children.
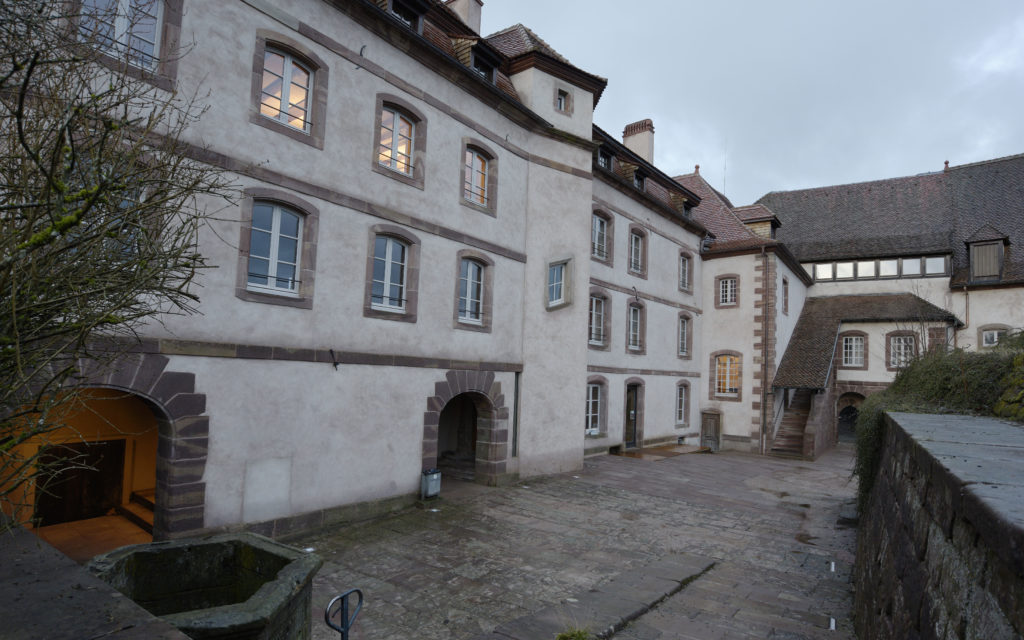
<box><xmin>325</xmin><ymin>589</ymin><xmax>363</xmax><ymax>639</ymax></box>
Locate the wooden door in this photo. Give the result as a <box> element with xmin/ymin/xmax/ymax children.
<box><xmin>700</xmin><ymin>412</ymin><xmax>721</xmax><ymax>452</ymax></box>
<box><xmin>35</xmin><ymin>439</ymin><xmax>125</xmax><ymax>526</ymax></box>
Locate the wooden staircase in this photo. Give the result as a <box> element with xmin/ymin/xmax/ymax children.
<box><xmin>116</xmin><ymin>488</ymin><xmax>155</xmax><ymax>535</ymax></box>
<box><xmin>770</xmin><ymin>389</ymin><xmax>812</xmax><ymax>458</ymax></box>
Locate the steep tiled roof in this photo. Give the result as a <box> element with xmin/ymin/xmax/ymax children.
<box><xmin>757</xmin><ymin>153</ymin><xmax>1024</xmax><ymax>286</ymax></box>
<box><xmin>964</xmin><ymin>224</ymin><xmax>1008</xmax><ymax>243</ymax></box>
<box><xmin>486</xmin><ymin>24</ymin><xmax>573</xmax><ymax>65</ymax></box>
<box><xmin>732</xmin><ymin>203</ymin><xmax>777</xmax><ymax>224</ymax></box>
<box><xmin>675</xmin><ymin>172</ymin><xmax>767</xmax><ymax>250</ymax></box>
<box><xmin>773</xmin><ymin>294</ymin><xmax>960</xmax><ymax>389</ymax></box>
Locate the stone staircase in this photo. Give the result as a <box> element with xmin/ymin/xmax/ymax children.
<box><xmin>116</xmin><ymin>488</ymin><xmax>155</xmax><ymax>535</ymax></box>
<box><xmin>770</xmin><ymin>389</ymin><xmax>812</xmax><ymax>458</ymax></box>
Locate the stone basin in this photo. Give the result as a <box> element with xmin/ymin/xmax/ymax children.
<box><xmin>87</xmin><ymin>532</ymin><xmax>322</xmax><ymax>640</ymax></box>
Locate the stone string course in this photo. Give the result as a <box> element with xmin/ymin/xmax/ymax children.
<box><xmin>854</xmin><ymin>412</ymin><xmax>1024</xmax><ymax>639</ymax></box>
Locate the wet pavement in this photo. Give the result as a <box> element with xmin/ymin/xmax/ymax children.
<box><xmin>297</xmin><ymin>444</ymin><xmax>858</xmax><ymax>639</ymax></box>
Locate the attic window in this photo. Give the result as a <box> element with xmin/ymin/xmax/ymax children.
<box><xmin>970</xmin><ymin>242</ymin><xmax>1002</xmax><ymax>281</ymax></box>
<box><xmin>597</xmin><ymin>149</ymin><xmax>612</xmax><ymax>170</ymax></box>
<box><xmin>471</xmin><ymin>52</ymin><xmax>494</xmax><ymax>82</ymax></box>
<box><xmin>389</xmin><ymin>0</ymin><xmax>422</xmax><ymax>31</ymax></box>
<box><xmin>633</xmin><ymin>172</ymin><xmax>646</xmax><ymax>191</ymax></box>
<box><xmin>556</xmin><ymin>90</ymin><xmax>568</xmax><ymax>111</ymax></box>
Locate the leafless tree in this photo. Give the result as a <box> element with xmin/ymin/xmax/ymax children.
<box><xmin>0</xmin><ymin>0</ymin><xmax>232</xmax><ymax>528</ymax></box>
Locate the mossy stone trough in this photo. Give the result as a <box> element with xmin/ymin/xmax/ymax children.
<box><xmin>87</xmin><ymin>532</ymin><xmax>322</xmax><ymax>640</ymax></box>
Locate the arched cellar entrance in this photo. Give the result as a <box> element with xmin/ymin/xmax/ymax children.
<box><xmin>438</xmin><ymin>394</ymin><xmax>479</xmax><ymax>481</ymax></box>
<box><xmin>31</xmin><ymin>389</ymin><xmax>159</xmax><ymax>560</ymax></box>
<box><xmin>837</xmin><ymin>393</ymin><xmax>865</xmax><ymax>443</ymax></box>
<box><xmin>423</xmin><ymin>369</ymin><xmax>510</xmax><ymax>487</ymax></box>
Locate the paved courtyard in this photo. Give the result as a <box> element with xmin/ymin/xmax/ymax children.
<box><xmin>297</xmin><ymin>444</ymin><xmax>858</xmax><ymax>639</ymax></box>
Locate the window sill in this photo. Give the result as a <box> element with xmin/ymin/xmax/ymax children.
<box><xmin>546</xmin><ymin>300</ymin><xmax>571</xmax><ymax>312</ymax></box>
<box><xmin>236</xmin><ymin>287</ymin><xmax>312</xmax><ymax>309</ymax></box>
<box><xmin>372</xmin><ymin>162</ymin><xmax>424</xmax><ymax>190</ymax></box>
<box><xmin>459</xmin><ymin>196</ymin><xmax>496</xmax><ymax>217</ymax></box>
<box><xmin>455</xmin><ymin>319</ymin><xmax>491</xmax><ymax>333</ymax></box>
<box><xmin>249</xmin><ymin>112</ymin><xmax>323</xmax><ymax>149</ymax></box>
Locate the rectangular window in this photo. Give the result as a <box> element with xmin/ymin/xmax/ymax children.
<box><xmin>458</xmin><ymin>259</ymin><xmax>483</xmax><ymax>324</ymax></box>
<box><xmin>463</xmin><ymin>149</ymin><xmax>489</xmax><ymax>205</ymax></box>
<box><xmin>260</xmin><ymin>48</ymin><xmax>313</xmax><ymax>132</ymax></box>
<box><xmin>901</xmin><ymin>257</ymin><xmax>922</xmax><ymax>277</ymax></box>
<box><xmin>598</xmin><ymin>150</ymin><xmax>611</xmax><ymax>169</ymax></box>
<box><xmin>585</xmin><ymin>384</ymin><xmax>601</xmax><ymax>436</ymax></box>
<box><xmin>679</xmin><ymin>255</ymin><xmax>690</xmax><ymax>290</ymax></box>
<box><xmin>556</xmin><ymin>90</ymin><xmax>568</xmax><ymax>111</ymax></box>
<box><xmin>835</xmin><ymin>262</ymin><xmax>854</xmax><ymax>279</ymax></box>
<box><xmin>591</xmin><ymin>215</ymin><xmax>608</xmax><ymax>260</ymax></box>
<box><xmin>879</xmin><ymin>259</ymin><xmax>899</xmax><ymax>277</ymax></box>
<box><xmin>719</xmin><ymin>277</ymin><xmax>737</xmax><ymax>305</ymax></box>
<box><xmin>782</xmin><ymin>278</ymin><xmax>790</xmax><ymax>314</ymax></box>
<box><xmin>247</xmin><ymin>202</ymin><xmax>302</xmax><ymax>295</ymax></box>
<box><xmin>547</xmin><ymin>262</ymin><xmax>566</xmax><ymax>307</ymax></box>
<box><xmin>857</xmin><ymin>261</ymin><xmax>876</xmax><ymax>278</ymax></box>
<box><xmin>675</xmin><ymin>385</ymin><xmax>688</xmax><ymax>424</ymax></box>
<box><xmin>588</xmin><ymin>296</ymin><xmax>605</xmax><ymax>345</ymax></box>
<box><xmin>715</xmin><ymin>355</ymin><xmax>740</xmax><ymax>395</ymax></box>
<box><xmin>890</xmin><ymin>335</ymin><xmax>916</xmax><ymax>367</ymax></box>
<box><xmin>628</xmin><ymin>306</ymin><xmax>642</xmax><ymax>350</ymax></box>
<box><xmin>815</xmin><ymin>263</ymin><xmax>833</xmax><ymax>280</ymax></box>
<box><xmin>629</xmin><ymin>232</ymin><xmax>643</xmax><ymax>273</ymax></box>
<box><xmin>81</xmin><ymin>0</ymin><xmax>164</xmax><ymax>69</ymax></box>
<box><xmin>378</xmin><ymin>107</ymin><xmax>414</xmax><ymax>175</ymax></box>
<box><xmin>971</xmin><ymin>243</ymin><xmax>1001</xmax><ymax>279</ymax></box>
<box><xmin>677</xmin><ymin>317</ymin><xmax>689</xmax><ymax>356</ymax></box>
<box><xmin>371</xmin><ymin>236</ymin><xmax>407</xmax><ymax>311</ymax></box>
<box><xmin>843</xmin><ymin>336</ymin><xmax>864</xmax><ymax>367</ymax></box>
<box><xmin>982</xmin><ymin>329</ymin><xmax>1007</xmax><ymax>347</ymax></box>
<box><xmin>925</xmin><ymin>256</ymin><xmax>946</xmax><ymax>275</ymax></box>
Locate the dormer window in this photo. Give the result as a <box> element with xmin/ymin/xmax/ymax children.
<box><xmin>388</xmin><ymin>0</ymin><xmax>426</xmax><ymax>32</ymax></box>
<box><xmin>597</xmin><ymin>149</ymin><xmax>612</xmax><ymax>170</ymax></box>
<box><xmin>471</xmin><ymin>53</ymin><xmax>494</xmax><ymax>82</ymax></box>
<box><xmin>633</xmin><ymin>171</ymin><xmax>646</xmax><ymax>191</ymax></box>
<box><xmin>556</xmin><ymin>90</ymin><xmax>568</xmax><ymax>111</ymax></box>
<box><xmin>970</xmin><ymin>242</ymin><xmax>1003</xmax><ymax>281</ymax></box>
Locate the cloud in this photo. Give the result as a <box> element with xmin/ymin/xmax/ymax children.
<box><xmin>957</xmin><ymin>16</ymin><xmax>1024</xmax><ymax>78</ymax></box>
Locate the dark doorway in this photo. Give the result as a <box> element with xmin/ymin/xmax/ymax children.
<box><xmin>700</xmin><ymin>412</ymin><xmax>721</xmax><ymax>452</ymax></box>
<box><xmin>624</xmin><ymin>384</ymin><xmax>639</xmax><ymax>448</ymax></box>
<box><xmin>838</xmin><ymin>405</ymin><xmax>859</xmax><ymax>443</ymax></box>
<box><xmin>35</xmin><ymin>439</ymin><xmax>126</xmax><ymax>527</ymax></box>
<box><xmin>438</xmin><ymin>394</ymin><xmax>477</xmax><ymax>480</ymax></box>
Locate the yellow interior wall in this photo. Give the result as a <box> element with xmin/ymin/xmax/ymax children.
<box><xmin>7</xmin><ymin>388</ymin><xmax>159</xmax><ymax>524</ymax></box>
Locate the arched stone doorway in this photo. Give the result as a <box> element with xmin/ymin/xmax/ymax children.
<box><xmin>68</xmin><ymin>350</ymin><xmax>209</xmax><ymax>540</ymax></box>
<box><xmin>422</xmin><ymin>369</ymin><xmax>509</xmax><ymax>486</ymax></box>
<box><xmin>837</xmin><ymin>393</ymin><xmax>864</xmax><ymax>442</ymax></box>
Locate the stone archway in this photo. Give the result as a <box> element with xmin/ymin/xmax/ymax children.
<box><xmin>75</xmin><ymin>350</ymin><xmax>209</xmax><ymax>540</ymax></box>
<box><xmin>422</xmin><ymin>370</ymin><xmax>509</xmax><ymax>486</ymax></box>
<box><xmin>837</xmin><ymin>392</ymin><xmax>865</xmax><ymax>442</ymax></box>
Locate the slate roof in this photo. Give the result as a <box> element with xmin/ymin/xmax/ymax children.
<box><xmin>773</xmin><ymin>294</ymin><xmax>961</xmax><ymax>389</ymax></box>
<box><xmin>732</xmin><ymin>204</ymin><xmax>778</xmax><ymax>224</ymax></box>
<box><xmin>757</xmin><ymin>153</ymin><xmax>1024</xmax><ymax>286</ymax></box>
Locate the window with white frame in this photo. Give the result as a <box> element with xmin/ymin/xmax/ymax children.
<box><xmin>588</xmin><ymin>295</ymin><xmax>605</xmax><ymax>345</ymax></box>
<box><xmin>629</xmin><ymin>231</ymin><xmax>644</xmax><ymax>273</ymax></box>
<box><xmin>260</xmin><ymin>48</ymin><xmax>313</xmax><ymax>132</ymax></box>
<box><xmin>592</xmin><ymin>214</ymin><xmax>608</xmax><ymax>260</ymax></box>
<box><xmin>715</xmin><ymin>354</ymin><xmax>740</xmax><ymax>396</ymax></box>
<box><xmin>547</xmin><ymin>261</ymin><xmax>568</xmax><ymax>308</ymax></box>
<box><xmin>677</xmin><ymin>315</ymin><xmax>690</xmax><ymax>357</ymax></box>
<box><xmin>843</xmin><ymin>335</ymin><xmax>865</xmax><ymax>367</ymax></box>
<box><xmin>719</xmin><ymin>277</ymin><xmax>737</xmax><ymax>306</ymax></box>
<box><xmin>679</xmin><ymin>253</ymin><xmax>691</xmax><ymax>290</ymax></box>
<box><xmin>628</xmin><ymin>304</ymin><xmax>643</xmax><ymax>350</ymax></box>
<box><xmin>247</xmin><ymin>202</ymin><xmax>302</xmax><ymax>295</ymax></box>
<box><xmin>585</xmin><ymin>383</ymin><xmax>602</xmax><ymax>436</ymax></box>
<box><xmin>982</xmin><ymin>328</ymin><xmax>1008</xmax><ymax>347</ymax></box>
<box><xmin>80</xmin><ymin>0</ymin><xmax>164</xmax><ymax>70</ymax></box>
<box><xmin>458</xmin><ymin>259</ymin><xmax>484</xmax><ymax>324</ymax></box>
<box><xmin>464</xmin><ymin>148</ymin><xmax>489</xmax><ymax>205</ymax></box>
<box><xmin>377</xmin><ymin>106</ymin><xmax>414</xmax><ymax>175</ymax></box>
<box><xmin>889</xmin><ymin>334</ymin><xmax>916</xmax><ymax>368</ymax></box>
<box><xmin>371</xmin><ymin>236</ymin><xmax>407</xmax><ymax>311</ymax></box>
<box><xmin>597</xmin><ymin>149</ymin><xmax>612</xmax><ymax>170</ymax></box>
<box><xmin>675</xmin><ymin>384</ymin><xmax>688</xmax><ymax>424</ymax></box>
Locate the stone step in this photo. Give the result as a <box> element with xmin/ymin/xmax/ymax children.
<box><xmin>116</xmin><ymin>502</ymin><xmax>154</xmax><ymax>535</ymax></box>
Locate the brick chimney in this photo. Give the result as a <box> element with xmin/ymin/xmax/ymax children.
<box><xmin>446</xmin><ymin>0</ymin><xmax>483</xmax><ymax>34</ymax></box>
<box><xmin>622</xmin><ymin>119</ymin><xmax>654</xmax><ymax>164</ymax></box>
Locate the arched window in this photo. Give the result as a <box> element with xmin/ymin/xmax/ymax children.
<box><xmin>677</xmin><ymin>313</ymin><xmax>691</xmax><ymax>358</ymax></box>
<box><xmin>464</xmin><ymin>148</ymin><xmax>489</xmax><ymax>205</ymax></box>
<box><xmin>378</xmin><ymin>106</ymin><xmax>415</xmax><ymax>175</ymax></box>
<box><xmin>585</xmin><ymin>379</ymin><xmax>604</xmax><ymax>436</ymax></box>
<box><xmin>250</xmin><ymin>33</ymin><xmax>328</xmax><ymax>148</ymax></box>
<box><xmin>712</xmin><ymin>352</ymin><xmax>742</xmax><ymax>400</ymax></box>
<box><xmin>675</xmin><ymin>382</ymin><xmax>690</xmax><ymax>425</ymax></box>
<box><xmin>458</xmin><ymin>259</ymin><xmax>484</xmax><ymax>323</ymax></box>
<box><xmin>371</xmin><ymin>236</ymin><xmax>408</xmax><ymax>312</ymax></box>
<box><xmin>247</xmin><ymin>201</ymin><xmax>302</xmax><ymax>295</ymax></box>
<box><xmin>260</xmin><ymin>48</ymin><xmax>313</xmax><ymax>132</ymax></box>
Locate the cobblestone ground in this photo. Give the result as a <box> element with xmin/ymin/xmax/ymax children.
<box><xmin>297</xmin><ymin>443</ymin><xmax>858</xmax><ymax>639</ymax></box>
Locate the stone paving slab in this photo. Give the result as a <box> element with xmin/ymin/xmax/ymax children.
<box><xmin>297</xmin><ymin>444</ymin><xmax>858</xmax><ymax>639</ymax></box>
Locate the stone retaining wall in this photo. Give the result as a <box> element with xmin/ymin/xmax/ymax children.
<box><xmin>854</xmin><ymin>412</ymin><xmax>1024</xmax><ymax>639</ymax></box>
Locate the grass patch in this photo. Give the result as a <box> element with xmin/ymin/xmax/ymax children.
<box><xmin>854</xmin><ymin>342</ymin><xmax>1023</xmax><ymax>513</ymax></box>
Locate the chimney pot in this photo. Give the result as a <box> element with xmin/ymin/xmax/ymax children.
<box><xmin>695</xmin><ymin>164</ymin><xmax>700</xmax><ymax>175</ymax></box>
<box><xmin>943</xmin><ymin>160</ymin><xmax>949</xmax><ymax>172</ymax></box>
<box><xmin>622</xmin><ymin>119</ymin><xmax>655</xmax><ymax>164</ymax></box>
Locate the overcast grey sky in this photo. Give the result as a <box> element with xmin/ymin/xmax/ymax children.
<box><xmin>480</xmin><ymin>1</ymin><xmax>1024</xmax><ymax>205</ymax></box>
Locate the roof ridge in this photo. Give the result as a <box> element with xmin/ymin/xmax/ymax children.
<box><xmin>946</xmin><ymin>151</ymin><xmax>1024</xmax><ymax>172</ymax></box>
<box><xmin>757</xmin><ymin>170</ymin><xmax>945</xmax><ymax>202</ymax></box>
